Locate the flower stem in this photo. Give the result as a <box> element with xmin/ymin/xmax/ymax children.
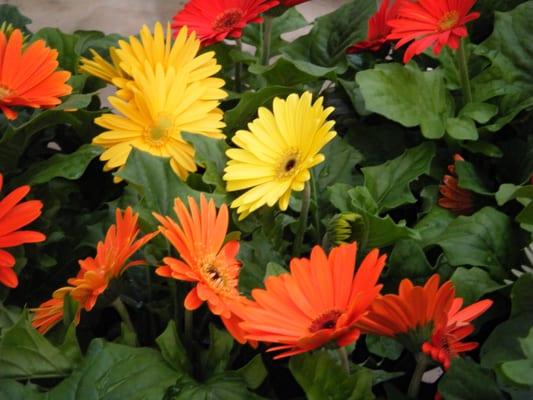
<box><xmin>235</xmin><ymin>39</ymin><xmax>243</xmax><ymax>92</ymax></box>
<box><xmin>292</xmin><ymin>181</ymin><xmax>311</xmax><ymax>257</ymax></box>
<box><xmin>311</xmin><ymin>171</ymin><xmax>321</xmax><ymax>241</ymax></box>
<box><xmin>112</xmin><ymin>297</ymin><xmax>134</xmax><ymax>333</ymax></box>
<box><xmin>261</xmin><ymin>16</ymin><xmax>273</xmax><ymax>65</ymax></box>
<box><xmin>337</xmin><ymin>347</ymin><xmax>350</xmax><ymax>375</ymax></box>
<box><xmin>457</xmin><ymin>39</ymin><xmax>473</xmax><ymax>105</ymax></box>
<box><xmin>184</xmin><ymin>309</ymin><xmax>194</xmax><ymax>343</ymax></box>
<box><xmin>407</xmin><ymin>352</ymin><xmax>430</xmax><ymax>399</ymax></box>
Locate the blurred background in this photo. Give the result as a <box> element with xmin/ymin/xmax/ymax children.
<box><xmin>2</xmin><ymin>0</ymin><xmax>348</xmax><ymax>35</ymax></box>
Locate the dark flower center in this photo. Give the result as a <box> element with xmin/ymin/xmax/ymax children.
<box><xmin>213</xmin><ymin>8</ymin><xmax>243</xmax><ymax>32</ymax></box>
<box><xmin>309</xmin><ymin>310</ymin><xmax>342</xmax><ymax>333</ymax></box>
<box><xmin>284</xmin><ymin>158</ymin><xmax>296</xmax><ymax>172</ymax></box>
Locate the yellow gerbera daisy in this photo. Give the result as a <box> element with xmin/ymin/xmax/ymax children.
<box><xmin>93</xmin><ymin>62</ymin><xmax>226</xmax><ymax>181</ymax></box>
<box><xmin>223</xmin><ymin>92</ymin><xmax>336</xmax><ymax>220</ymax></box>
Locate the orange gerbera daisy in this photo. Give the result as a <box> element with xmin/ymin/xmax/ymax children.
<box><xmin>171</xmin><ymin>0</ymin><xmax>279</xmax><ymax>46</ymax></box>
<box><xmin>234</xmin><ymin>243</ymin><xmax>387</xmax><ymax>358</ymax></box>
<box><xmin>0</xmin><ymin>29</ymin><xmax>72</xmax><ymax>120</ymax></box>
<box><xmin>31</xmin><ymin>207</ymin><xmax>156</xmax><ymax>334</ymax></box>
<box><xmin>0</xmin><ymin>173</ymin><xmax>46</xmax><ymax>288</ymax></box>
<box><xmin>347</xmin><ymin>0</ymin><xmax>398</xmax><ymax>54</ymax></box>
<box><xmin>358</xmin><ymin>274</ymin><xmax>492</xmax><ymax>368</ymax></box>
<box><xmin>387</xmin><ymin>0</ymin><xmax>480</xmax><ymax>63</ymax></box>
<box><xmin>438</xmin><ymin>154</ymin><xmax>474</xmax><ymax>215</ymax></box>
<box><xmin>154</xmin><ymin>194</ymin><xmax>248</xmax><ymax>343</ymax></box>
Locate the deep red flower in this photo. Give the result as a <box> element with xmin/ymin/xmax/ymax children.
<box><xmin>387</xmin><ymin>0</ymin><xmax>480</xmax><ymax>63</ymax></box>
<box><xmin>172</xmin><ymin>0</ymin><xmax>279</xmax><ymax>46</ymax></box>
<box><xmin>438</xmin><ymin>154</ymin><xmax>475</xmax><ymax>215</ymax></box>
<box><xmin>0</xmin><ymin>173</ymin><xmax>45</xmax><ymax>288</ymax></box>
<box><xmin>280</xmin><ymin>0</ymin><xmax>308</xmax><ymax>6</ymax></box>
<box><xmin>347</xmin><ymin>0</ymin><xmax>399</xmax><ymax>54</ymax></box>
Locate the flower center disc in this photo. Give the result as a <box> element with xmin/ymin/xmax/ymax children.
<box><xmin>200</xmin><ymin>258</ymin><xmax>235</xmax><ymax>295</ymax></box>
<box><xmin>277</xmin><ymin>150</ymin><xmax>300</xmax><ymax>178</ymax></box>
<box><xmin>0</xmin><ymin>86</ymin><xmax>12</xmax><ymax>100</ymax></box>
<box><xmin>213</xmin><ymin>8</ymin><xmax>243</xmax><ymax>32</ymax></box>
<box><xmin>309</xmin><ymin>310</ymin><xmax>342</xmax><ymax>332</ymax></box>
<box><xmin>146</xmin><ymin>114</ymin><xmax>174</xmax><ymax>145</ymax></box>
<box><xmin>438</xmin><ymin>10</ymin><xmax>460</xmax><ymax>31</ymax></box>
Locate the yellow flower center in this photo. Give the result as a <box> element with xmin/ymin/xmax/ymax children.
<box><xmin>213</xmin><ymin>8</ymin><xmax>243</xmax><ymax>32</ymax></box>
<box><xmin>438</xmin><ymin>10</ymin><xmax>460</xmax><ymax>31</ymax></box>
<box><xmin>200</xmin><ymin>257</ymin><xmax>236</xmax><ymax>295</ymax></box>
<box><xmin>309</xmin><ymin>309</ymin><xmax>342</xmax><ymax>333</ymax></box>
<box><xmin>276</xmin><ymin>149</ymin><xmax>301</xmax><ymax>179</ymax></box>
<box><xmin>145</xmin><ymin>114</ymin><xmax>175</xmax><ymax>146</ymax></box>
<box><xmin>0</xmin><ymin>85</ymin><xmax>12</xmax><ymax>100</ymax></box>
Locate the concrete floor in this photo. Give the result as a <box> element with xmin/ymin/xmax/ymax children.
<box><xmin>4</xmin><ymin>0</ymin><xmax>348</xmax><ymax>35</ymax></box>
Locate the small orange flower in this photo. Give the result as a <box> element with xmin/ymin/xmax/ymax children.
<box><xmin>31</xmin><ymin>207</ymin><xmax>156</xmax><ymax>333</ymax></box>
<box><xmin>438</xmin><ymin>154</ymin><xmax>474</xmax><ymax>215</ymax></box>
<box><xmin>0</xmin><ymin>29</ymin><xmax>72</xmax><ymax>120</ymax></box>
<box><xmin>358</xmin><ymin>274</ymin><xmax>492</xmax><ymax>369</ymax></box>
<box><xmin>0</xmin><ymin>173</ymin><xmax>46</xmax><ymax>288</ymax></box>
<box><xmin>154</xmin><ymin>194</ymin><xmax>248</xmax><ymax>343</ymax></box>
<box><xmin>234</xmin><ymin>243</ymin><xmax>387</xmax><ymax>358</ymax></box>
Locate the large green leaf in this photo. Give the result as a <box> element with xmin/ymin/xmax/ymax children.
<box><xmin>472</xmin><ymin>2</ymin><xmax>533</xmax><ymax>131</ymax></box>
<box><xmin>500</xmin><ymin>328</ymin><xmax>533</xmax><ymax>386</ymax></box>
<box><xmin>155</xmin><ymin>321</ymin><xmax>191</xmax><ymax>374</ymax></box>
<box><xmin>280</xmin><ymin>0</ymin><xmax>375</xmax><ymax>77</ymax></box>
<box><xmin>356</xmin><ymin>63</ymin><xmax>452</xmax><ymax>139</ymax></box>
<box><xmin>32</xmin><ymin>28</ymin><xmax>80</xmax><ymax>73</ymax></box>
<box><xmin>0</xmin><ymin>313</ymin><xmax>77</xmax><ymax>380</ymax></box>
<box><xmin>289</xmin><ymin>351</ymin><xmax>374</xmax><ymax>400</ymax></box>
<box><xmin>439</xmin><ymin>358</ymin><xmax>505</xmax><ymax>400</ymax></box>
<box><xmin>387</xmin><ymin>240</ymin><xmax>433</xmax><ymax>285</ymax></box>
<box><xmin>451</xmin><ymin>267</ymin><xmax>504</xmax><ymax>305</ymax></box>
<box><xmin>0</xmin><ymin>4</ymin><xmax>31</xmax><ymax>31</ymax></box>
<box><xmin>14</xmin><ymin>145</ymin><xmax>102</xmax><ymax>185</ymax></box>
<box><xmin>435</xmin><ymin>207</ymin><xmax>515</xmax><ymax>281</ymax></box>
<box><xmin>362</xmin><ymin>142</ymin><xmax>436</xmax><ymax>212</ymax></box>
<box><xmin>200</xmin><ymin>325</ymin><xmax>234</xmax><ymax>379</ymax></box>
<box><xmin>169</xmin><ymin>373</ymin><xmax>265</xmax><ymax>400</ymax></box>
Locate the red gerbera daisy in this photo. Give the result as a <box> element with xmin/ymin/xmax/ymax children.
<box><xmin>172</xmin><ymin>0</ymin><xmax>279</xmax><ymax>46</ymax></box>
<box><xmin>438</xmin><ymin>154</ymin><xmax>475</xmax><ymax>215</ymax></box>
<box><xmin>347</xmin><ymin>0</ymin><xmax>399</xmax><ymax>54</ymax></box>
<box><xmin>0</xmin><ymin>29</ymin><xmax>72</xmax><ymax>120</ymax></box>
<box><xmin>387</xmin><ymin>0</ymin><xmax>480</xmax><ymax>63</ymax></box>
<box><xmin>0</xmin><ymin>173</ymin><xmax>45</xmax><ymax>288</ymax></box>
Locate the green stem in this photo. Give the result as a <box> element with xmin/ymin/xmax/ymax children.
<box><xmin>184</xmin><ymin>309</ymin><xmax>194</xmax><ymax>343</ymax></box>
<box><xmin>235</xmin><ymin>38</ymin><xmax>243</xmax><ymax>92</ymax></box>
<box><xmin>407</xmin><ymin>353</ymin><xmax>430</xmax><ymax>399</ymax></box>
<box><xmin>311</xmin><ymin>171</ymin><xmax>321</xmax><ymax>241</ymax></box>
<box><xmin>170</xmin><ymin>280</ymin><xmax>179</xmax><ymax>326</ymax></box>
<box><xmin>261</xmin><ymin>16</ymin><xmax>273</xmax><ymax>65</ymax></box>
<box><xmin>112</xmin><ymin>297</ymin><xmax>134</xmax><ymax>333</ymax></box>
<box><xmin>457</xmin><ymin>39</ymin><xmax>473</xmax><ymax>105</ymax></box>
<box><xmin>292</xmin><ymin>181</ymin><xmax>311</xmax><ymax>257</ymax></box>
<box><xmin>337</xmin><ymin>347</ymin><xmax>350</xmax><ymax>375</ymax></box>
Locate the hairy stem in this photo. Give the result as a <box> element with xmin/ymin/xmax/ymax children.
<box><xmin>112</xmin><ymin>297</ymin><xmax>135</xmax><ymax>333</ymax></box>
<box><xmin>261</xmin><ymin>16</ymin><xmax>273</xmax><ymax>65</ymax></box>
<box><xmin>337</xmin><ymin>347</ymin><xmax>350</xmax><ymax>375</ymax></box>
<box><xmin>457</xmin><ymin>39</ymin><xmax>473</xmax><ymax>105</ymax></box>
<box><xmin>185</xmin><ymin>308</ymin><xmax>194</xmax><ymax>343</ymax></box>
<box><xmin>235</xmin><ymin>38</ymin><xmax>243</xmax><ymax>92</ymax></box>
<box><xmin>292</xmin><ymin>181</ymin><xmax>311</xmax><ymax>257</ymax></box>
<box><xmin>407</xmin><ymin>352</ymin><xmax>430</xmax><ymax>399</ymax></box>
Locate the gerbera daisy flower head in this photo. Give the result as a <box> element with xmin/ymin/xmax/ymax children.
<box><xmin>387</xmin><ymin>0</ymin><xmax>480</xmax><ymax>63</ymax></box>
<box><xmin>223</xmin><ymin>91</ymin><xmax>336</xmax><ymax>220</ymax></box>
<box><xmin>171</xmin><ymin>0</ymin><xmax>279</xmax><ymax>46</ymax></box>
<box><xmin>438</xmin><ymin>154</ymin><xmax>475</xmax><ymax>215</ymax></box>
<box><xmin>347</xmin><ymin>0</ymin><xmax>399</xmax><ymax>54</ymax></box>
<box><xmin>0</xmin><ymin>173</ymin><xmax>46</xmax><ymax>288</ymax></box>
<box><xmin>93</xmin><ymin>61</ymin><xmax>226</xmax><ymax>181</ymax></box>
<box><xmin>357</xmin><ymin>274</ymin><xmax>492</xmax><ymax>367</ymax></box>
<box><xmin>153</xmin><ymin>194</ymin><xmax>249</xmax><ymax>343</ymax></box>
<box><xmin>31</xmin><ymin>207</ymin><xmax>156</xmax><ymax>333</ymax></box>
<box><xmin>234</xmin><ymin>242</ymin><xmax>387</xmax><ymax>358</ymax></box>
<box><xmin>0</xmin><ymin>28</ymin><xmax>72</xmax><ymax>120</ymax></box>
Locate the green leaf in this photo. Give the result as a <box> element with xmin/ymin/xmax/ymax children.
<box><xmin>248</xmin><ymin>58</ymin><xmax>317</xmax><ymax>87</ymax></box>
<box><xmin>264</xmin><ymin>261</ymin><xmax>287</xmax><ymax>280</ymax></box>
<box><xmin>169</xmin><ymin>373</ymin><xmax>265</xmax><ymax>400</ymax></box>
<box><xmin>0</xmin><ymin>312</ymin><xmax>76</xmax><ymax>379</ymax></box>
<box><xmin>0</xmin><ymin>4</ymin><xmax>31</xmax><ymax>31</ymax></box>
<box><xmin>156</xmin><ymin>321</ymin><xmax>191</xmax><ymax>374</ymax></box>
<box><xmin>435</xmin><ymin>207</ymin><xmax>515</xmax><ymax>281</ymax></box>
<box><xmin>366</xmin><ymin>335</ymin><xmax>403</xmax><ymax>361</ymax></box>
<box><xmin>280</xmin><ymin>0</ymin><xmax>375</xmax><ymax>78</ymax></box>
<box><xmin>0</xmin><ymin>304</ymin><xmax>19</xmax><ymax>330</ymax></box>
<box><xmin>224</xmin><ymin>86</ymin><xmax>295</xmax><ymax>133</ymax></box>
<box><xmin>117</xmin><ymin>148</ymin><xmax>220</xmax><ymax>216</ymax></box>
<box><xmin>461</xmin><ymin>140</ymin><xmax>503</xmax><ymax>158</ymax></box>
<box><xmin>500</xmin><ymin>328</ymin><xmax>533</xmax><ymax>386</ymax></box>
<box><xmin>511</xmin><ymin>274</ymin><xmax>533</xmax><ymax>317</ymax></box>
<box><xmin>455</xmin><ymin>159</ymin><xmax>492</xmax><ymax>195</ymax></box>
<box><xmin>459</xmin><ymin>102</ymin><xmax>499</xmax><ymax>123</ymax></box>
<box><xmin>439</xmin><ymin>358</ymin><xmax>505</xmax><ymax>400</ymax></box>
<box><xmin>415</xmin><ymin>207</ymin><xmax>455</xmax><ymax>248</ymax></box>
<box><xmin>289</xmin><ymin>351</ymin><xmax>375</xmax><ymax>400</ymax></box>
<box><xmin>14</xmin><ymin>145</ymin><xmax>102</xmax><ymax>185</ymax></box>
<box><xmin>473</xmin><ymin>2</ymin><xmax>533</xmax><ymax>131</ymax></box>
<box><xmin>200</xmin><ymin>325</ymin><xmax>234</xmax><ymax>379</ymax></box>
<box><xmin>387</xmin><ymin>240</ymin><xmax>433</xmax><ymax>284</ymax></box>
<box><xmin>32</xmin><ymin>28</ymin><xmax>80</xmax><ymax>73</ymax></box>
<box><xmin>446</xmin><ymin>117</ymin><xmax>479</xmax><ymax>140</ymax></box>
<box><xmin>356</xmin><ymin>63</ymin><xmax>452</xmax><ymax>139</ymax></box>
<box><xmin>362</xmin><ymin>142</ymin><xmax>436</xmax><ymax>211</ymax></box>
<box><xmin>235</xmin><ymin>355</ymin><xmax>268</xmax><ymax>390</ymax></box>
<box><xmin>451</xmin><ymin>267</ymin><xmax>504</xmax><ymax>305</ymax></box>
